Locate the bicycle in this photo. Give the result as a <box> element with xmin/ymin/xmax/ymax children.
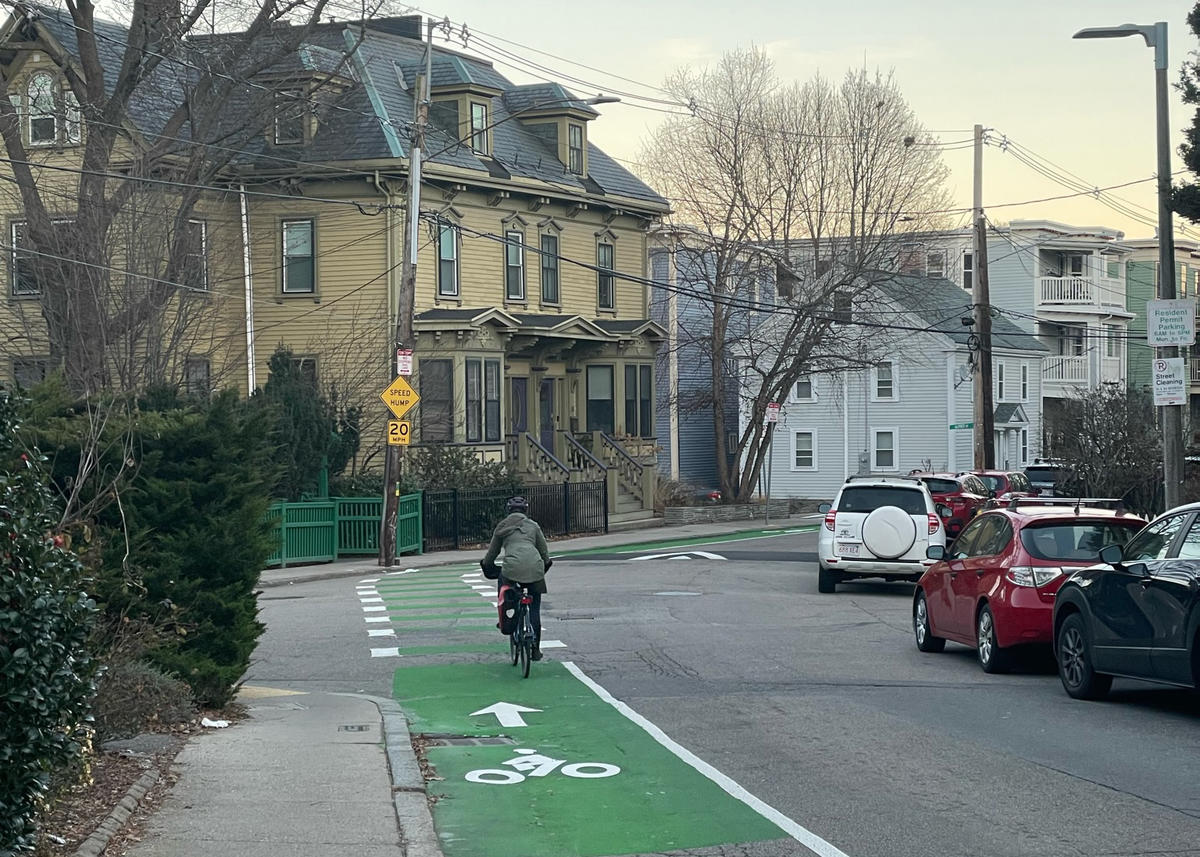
<box><xmin>506</xmin><ymin>582</ymin><xmax>536</xmax><ymax>678</ymax></box>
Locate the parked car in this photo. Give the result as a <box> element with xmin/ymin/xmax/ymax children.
<box><xmin>1025</xmin><ymin>459</ymin><xmax>1071</xmax><ymax>497</ymax></box>
<box><xmin>967</xmin><ymin>470</ymin><xmax>1037</xmax><ymax>501</ymax></box>
<box><xmin>914</xmin><ymin>500</ymin><xmax>1145</xmax><ymax>672</ymax></box>
<box><xmin>1053</xmin><ymin>503</ymin><xmax>1200</xmax><ymax>699</ymax></box>
<box><xmin>817</xmin><ymin>476</ymin><xmax>947</xmax><ymax>593</ymax></box>
<box><xmin>909</xmin><ymin>471</ymin><xmax>990</xmax><ymax>538</ymax></box>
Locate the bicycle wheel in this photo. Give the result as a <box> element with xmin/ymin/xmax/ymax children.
<box><xmin>509</xmin><ymin>625</ymin><xmax>519</xmax><ymax>665</ymax></box>
<box><xmin>509</xmin><ymin>602</ymin><xmax>522</xmax><ymax>665</ymax></box>
<box><xmin>519</xmin><ymin>610</ymin><xmax>533</xmax><ymax>678</ymax></box>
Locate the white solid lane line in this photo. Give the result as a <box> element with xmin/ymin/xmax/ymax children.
<box><xmin>561</xmin><ymin>662</ymin><xmax>851</xmax><ymax>857</ymax></box>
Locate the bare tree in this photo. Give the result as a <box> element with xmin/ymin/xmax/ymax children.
<box><xmin>642</xmin><ymin>49</ymin><xmax>952</xmax><ymax>501</ymax></box>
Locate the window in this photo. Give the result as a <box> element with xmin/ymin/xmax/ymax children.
<box><xmin>438</xmin><ymin>221</ymin><xmax>459</xmax><ymax>297</ymax></box>
<box><xmin>926</xmin><ymin>250</ymin><xmax>945</xmax><ymax>278</ymax></box>
<box><xmin>996</xmin><ymin>363</ymin><xmax>1006</xmax><ymax>401</ymax></box>
<box><xmin>1020</xmin><ymin>364</ymin><xmax>1029</xmax><ymax>401</ymax></box>
<box><xmin>64</xmin><ymin>90</ymin><xmax>80</xmax><ymax>144</ymax></box>
<box><xmin>623</xmin><ymin>364</ymin><xmax>654</xmax><ymax>437</ymax></box>
<box><xmin>1068</xmin><ymin>254</ymin><xmax>1085</xmax><ymax>277</ymax></box>
<box><xmin>792</xmin><ymin>430</ymin><xmax>815</xmax><ymax>470</ymax></box>
<box><xmin>898</xmin><ymin>244</ymin><xmax>923</xmax><ymax>273</ymax></box>
<box><xmin>873</xmin><ymin>362</ymin><xmax>895</xmax><ymax>400</ymax></box>
<box><xmin>837</xmin><ymin>486</ymin><xmax>926</xmax><ymax>515</ymax></box>
<box><xmin>10</xmin><ymin>221</ymin><xmax>37</xmax><ymax>296</ymax></box>
<box><xmin>793</xmin><ymin>377</ymin><xmax>814</xmax><ymax>401</ymax></box>
<box><xmin>281</xmin><ymin>219</ymin><xmax>314</xmax><ymax>293</ymax></box>
<box><xmin>27</xmin><ymin>72</ymin><xmax>57</xmax><ymax>145</ymax></box>
<box><xmin>962</xmin><ymin>252</ymin><xmax>974</xmax><ymax>291</ymax></box>
<box><xmin>184</xmin><ymin>356</ymin><xmax>211</xmax><ymax>399</ymax></box>
<box><xmin>568</xmin><ymin>124</ymin><xmax>584</xmax><ymax>174</ymax></box>
<box><xmin>465</xmin><ymin>358</ymin><xmax>503</xmax><ymax>444</ymax></box>
<box><xmin>470</xmin><ymin>102</ymin><xmax>489</xmax><ymax>153</ymax></box>
<box><xmin>419</xmin><ymin>359</ymin><xmax>454</xmax><ymax>442</ymax></box>
<box><xmin>586</xmin><ymin>364</ymin><xmax>614</xmax><ymax>433</ymax></box>
<box><xmin>289</xmin><ymin>355</ymin><xmax>318</xmax><ymax>386</ymax></box>
<box><xmin>1020</xmin><ymin>428</ymin><xmax>1028</xmax><ymax>465</ymax></box>
<box><xmin>832</xmin><ymin>291</ymin><xmax>851</xmax><ymax>323</ymax></box>
<box><xmin>1105</xmin><ymin>324</ymin><xmax>1119</xmax><ymax>358</ymax></box>
<box><xmin>1123</xmin><ymin>513</ymin><xmax>1187</xmax><ymax>562</ymax></box>
<box><xmin>597</xmin><ymin>242</ymin><xmax>614</xmax><ymax>309</ymax></box>
<box><xmin>873</xmin><ymin>428</ymin><xmax>897</xmax><ymax>470</ymax></box>
<box><xmin>184</xmin><ymin>219</ymin><xmax>208</xmax><ymax>291</ymax></box>
<box><xmin>12</xmin><ymin>357</ymin><xmax>50</xmax><ymax>388</ymax></box>
<box><xmin>273</xmin><ymin>89</ymin><xmax>305</xmax><ymax>145</ymax></box>
<box><xmin>540</xmin><ymin>233</ymin><xmax>559</xmax><ymax>304</ymax></box>
<box><xmin>504</xmin><ymin>230</ymin><xmax>525</xmax><ymax>301</ymax></box>
<box><xmin>1176</xmin><ymin>518</ymin><xmax>1200</xmax><ymax>559</ymax></box>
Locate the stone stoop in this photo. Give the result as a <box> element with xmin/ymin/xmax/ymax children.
<box><xmin>608</xmin><ymin>508</ymin><xmax>661</xmax><ymax>532</ymax></box>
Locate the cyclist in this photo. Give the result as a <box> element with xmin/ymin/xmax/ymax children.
<box><xmin>481</xmin><ymin>496</ymin><xmax>552</xmax><ymax>660</ymax></box>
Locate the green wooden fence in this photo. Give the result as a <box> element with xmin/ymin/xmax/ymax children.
<box><xmin>266</xmin><ymin>492</ymin><xmax>422</xmax><ymax>567</ymax></box>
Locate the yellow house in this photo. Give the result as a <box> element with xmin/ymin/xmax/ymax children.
<box><xmin>0</xmin><ymin>7</ymin><xmax>668</xmax><ymax>516</ymax></box>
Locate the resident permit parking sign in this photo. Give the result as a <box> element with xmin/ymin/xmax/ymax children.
<box><xmin>1152</xmin><ymin>357</ymin><xmax>1186</xmax><ymax>406</ymax></box>
<box><xmin>1147</xmin><ymin>300</ymin><xmax>1196</xmax><ymax>346</ymax></box>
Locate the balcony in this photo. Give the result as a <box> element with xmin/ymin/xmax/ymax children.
<box><xmin>1037</xmin><ymin>276</ymin><xmax>1126</xmax><ymax>313</ymax></box>
<box><xmin>1043</xmin><ymin>355</ymin><xmax>1089</xmax><ymax>384</ymax></box>
<box><xmin>1042</xmin><ymin>354</ymin><xmax>1125</xmax><ymax>396</ymax></box>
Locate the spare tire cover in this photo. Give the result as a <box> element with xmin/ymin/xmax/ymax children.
<box><xmin>862</xmin><ymin>506</ymin><xmax>917</xmax><ymax>559</ymax></box>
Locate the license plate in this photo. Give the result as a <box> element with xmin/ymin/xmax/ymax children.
<box><xmin>837</xmin><ymin>543</ymin><xmax>860</xmax><ymax>557</ymax></box>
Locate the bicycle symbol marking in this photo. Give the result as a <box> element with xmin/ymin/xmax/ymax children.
<box><xmin>464</xmin><ymin>748</ymin><xmax>621</xmax><ymax>785</ymax></box>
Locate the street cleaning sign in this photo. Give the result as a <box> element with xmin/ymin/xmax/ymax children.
<box><xmin>1152</xmin><ymin>357</ymin><xmax>1186</xmax><ymax>406</ymax></box>
<box><xmin>1147</xmin><ymin>300</ymin><xmax>1196</xmax><ymax>347</ymax></box>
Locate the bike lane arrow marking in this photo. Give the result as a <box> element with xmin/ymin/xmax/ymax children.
<box><xmin>470</xmin><ymin>702</ymin><xmax>542</xmax><ymax>728</ymax></box>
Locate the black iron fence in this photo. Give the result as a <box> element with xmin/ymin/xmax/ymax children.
<box><xmin>423</xmin><ymin>481</ymin><xmax>607</xmax><ymax>552</ymax></box>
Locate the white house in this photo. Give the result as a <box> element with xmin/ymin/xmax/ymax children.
<box><xmin>747</xmin><ymin>274</ymin><xmax>1048</xmax><ymax>501</ymax></box>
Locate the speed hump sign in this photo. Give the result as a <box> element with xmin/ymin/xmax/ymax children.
<box><xmin>387</xmin><ymin>420</ymin><xmax>412</xmax><ymax>446</ymax></box>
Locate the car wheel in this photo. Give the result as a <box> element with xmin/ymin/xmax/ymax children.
<box><xmin>1057</xmin><ymin>613</ymin><xmax>1112</xmax><ymax>700</ymax></box>
<box><xmin>818</xmin><ymin>565</ymin><xmax>840</xmax><ymax>594</ymax></box>
<box><xmin>913</xmin><ymin>591</ymin><xmax>946</xmax><ymax>653</ymax></box>
<box><xmin>976</xmin><ymin>605</ymin><xmax>1009</xmax><ymax>674</ymax></box>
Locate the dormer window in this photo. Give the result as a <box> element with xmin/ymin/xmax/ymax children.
<box><xmin>470</xmin><ymin>102</ymin><xmax>489</xmax><ymax>153</ymax></box>
<box><xmin>273</xmin><ymin>89</ymin><xmax>305</xmax><ymax>145</ymax></box>
<box><xmin>568</xmin><ymin>123</ymin><xmax>584</xmax><ymax>174</ymax></box>
<box><xmin>25</xmin><ymin>71</ymin><xmax>79</xmax><ymax>147</ymax></box>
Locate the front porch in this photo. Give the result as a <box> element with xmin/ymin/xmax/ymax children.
<box><xmin>411</xmin><ymin>308</ymin><xmax>664</xmax><ymax>519</ymax></box>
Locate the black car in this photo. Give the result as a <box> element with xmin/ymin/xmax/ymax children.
<box><xmin>1052</xmin><ymin>503</ymin><xmax>1200</xmax><ymax>699</ymax></box>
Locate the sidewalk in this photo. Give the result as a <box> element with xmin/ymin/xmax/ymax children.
<box><xmin>260</xmin><ymin>512</ymin><xmax>821</xmax><ymax>588</ymax></box>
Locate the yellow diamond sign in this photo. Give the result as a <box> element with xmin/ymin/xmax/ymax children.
<box><xmin>380</xmin><ymin>375</ymin><xmax>419</xmax><ymax>419</ymax></box>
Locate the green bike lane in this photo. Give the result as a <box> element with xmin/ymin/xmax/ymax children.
<box><xmin>366</xmin><ymin>568</ymin><xmax>846</xmax><ymax>857</ymax></box>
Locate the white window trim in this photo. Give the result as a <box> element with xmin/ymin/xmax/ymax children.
<box><xmin>791</xmin><ymin>377</ymin><xmax>816</xmax><ymax>403</ymax></box>
<box><xmin>926</xmin><ymin>250</ymin><xmax>946</xmax><ymax>278</ymax></box>
<box><xmin>872</xmin><ymin>427</ymin><xmax>899</xmax><ymax>471</ymax></box>
<box><xmin>187</xmin><ymin>218</ymin><xmax>209</xmax><ymax>291</ymax></box>
<box><xmin>437</xmin><ymin>221</ymin><xmax>460</xmax><ymax>298</ymax></box>
<box><xmin>26</xmin><ymin>71</ymin><xmax>58</xmax><ymax>147</ymax></box>
<box><xmin>870</xmin><ymin>361</ymin><xmax>897</xmax><ymax>402</ymax></box>
<box><xmin>1020</xmin><ymin>363</ymin><xmax>1029</xmax><ymax>402</ymax></box>
<box><xmin>504</xmin><ymin>229</ymin><xmax>525</xmax><ymax>302</ymax></box>
<box><xmin>280</xmin><ymin>218</ymin><xmax>315</xmax><ymax>294</ymax></box>
<box><xmin>996</xmin><ymin>362</ymin><xmax>1006</xmax><ymax>402</ymax></box>
<box><xmin>791</xmin><ymin>429</ymin><xmax>817</xmax><ymax>471</ymax></box>
<box><xmin>1020</xmin><ymin>428</ymin><xmax>1029</xmax><ymax>466</ymax></box>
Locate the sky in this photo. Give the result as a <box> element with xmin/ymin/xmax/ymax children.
<box><xmin>391</xmin><ymin>0</ymin><xmax>1200</xmax><ymax>243</ymax></box>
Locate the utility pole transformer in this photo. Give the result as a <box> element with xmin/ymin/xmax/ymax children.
<box><xmin>972</xmin><ymin>124</ymin><xmax>996</xmax><ymax>470</ymax></box>
<box><xmin>379</xmin><ymin>21</ymin><xmax>433</xmax><ymax>566</ymax></box>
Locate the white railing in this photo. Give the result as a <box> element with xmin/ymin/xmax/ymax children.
<box><xmin>1037</xmin><ymin>276</ymin><xmax>1125</xmax><ymax>309</ymax></box>
<box><xmin>1191</xmin><ymin>360</ymin><xmax>1200</xmax><ymax>383</ymax></box>
<box><xmin>1042</xmin><ymin>355</ymin><xmax>1089</xmax><ymax>383</ymax></box>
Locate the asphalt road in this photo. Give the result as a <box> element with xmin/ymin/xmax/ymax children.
<box><xmin>249</xmin><ymin>529</ymin><xmax>1200</xmax><ymax>857</ymax></box>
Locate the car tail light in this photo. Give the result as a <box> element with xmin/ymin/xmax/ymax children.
<box><xmin>1006</xmin><ymin>566</ymin><xmax>1064</xmax><ymax>587</ymax></box>
<box><xmin>928</xmin><ymin>513</ymin><xmax>940</xmax><ymax>535</ymax></box>
<box><xmin>824</xmin><ymin>510</ymin><xmax>837</xmax><ymax>531</ymax></box>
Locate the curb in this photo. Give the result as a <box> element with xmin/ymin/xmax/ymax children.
<box><xmin>352</xmin><ymin>694</ymin><xmax>445</xmax><ymax>857</ymax></box>
<box><xmin>72</xmin><ymin>768</ymin><xmax>160</xmax><ymax>857</ymax></box>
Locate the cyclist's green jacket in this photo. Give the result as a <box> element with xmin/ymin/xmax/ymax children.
<box><xmin>482</xmin><ymin>513</ymin><xmax>550</xmax><ymax>584</ymax></box>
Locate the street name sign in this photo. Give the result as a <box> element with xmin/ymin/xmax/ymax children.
<box><xmin>380</xmin><ymin>375</ymin><xmax>419</xmax><ymax>419</ymax></box>
<box><xmin>1147</xmin><ymin>300</ymin><xmax>1196</xmax><ymax>346</ymax></box>
<box><xmin>949</xmin><ymin>422</ymin><xmax>974</xmax><ymax>430</ymax></box>
<box><xmin>387</xmin><ymin>420</ymin><xmax>412</xmax><ymax>446</ymax></box>
<box><xmin>1153</xmin><ymin>357</ymin><xmax>1186</xmax><ymax>406</ymax></box>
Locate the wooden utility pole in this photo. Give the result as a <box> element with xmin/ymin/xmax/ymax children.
<box><xmin>379</xmin><ymin>22</ymin><xmax>432</xmax><ymax>566</ymax></box>
<box><xmin>972</xmin><ymin>123</ymin><xmax>996</xmax><ymax>469</ymax></box>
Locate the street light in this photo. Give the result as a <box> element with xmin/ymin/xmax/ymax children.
<box><xmin>1074</xmin><ymin>21</ymin><xmax>1181</xmax><ymax>510</ymax></box>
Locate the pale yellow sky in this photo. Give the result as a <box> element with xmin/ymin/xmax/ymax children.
<box><xmin>406</xmin><ymin>0</ymin><xmax>1198</xmax><ymax>242</ymax></box>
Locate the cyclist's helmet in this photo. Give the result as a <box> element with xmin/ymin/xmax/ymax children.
<box><xmin>506</xmin><ymin>496</ymin><xmax>529</xmax><ymax>515</ymax></box>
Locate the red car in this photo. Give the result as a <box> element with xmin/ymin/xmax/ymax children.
<box><xmin>909</xmin><ymin>471</ymin><xmax>989</xmax><ymax>538</ymax></box>
<box><xmin>912</xmin><ymin>503</ymin><xmax>1145</xmax><ymax>672</ymax></box>
<box><xmin>965</xmin><ymin>470</ymin><xmax>1037</xmax><ymax>501</ymax></box>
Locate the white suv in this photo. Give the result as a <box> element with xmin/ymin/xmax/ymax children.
<box><xmin>817</xmin><ymin>476</ymin><xmax>947</xmax><ymax>593</ymax></box>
